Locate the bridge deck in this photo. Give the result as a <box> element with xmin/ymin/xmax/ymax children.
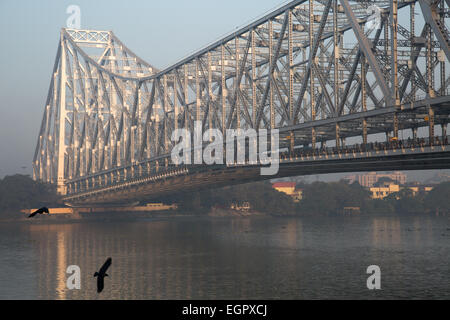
<box><xmin>63</xmin><ymin>137</ymin><xmax>450</xmax><ymax>205</ymax></box>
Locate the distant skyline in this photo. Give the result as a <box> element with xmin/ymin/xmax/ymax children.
<box><xmin>0</xmin><ymin>0</ymin><xmax>447</xmax><ymax>182</ymax></box>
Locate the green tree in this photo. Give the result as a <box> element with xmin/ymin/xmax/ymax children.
<box><xmin>424</xmin><ymin>182</ymin><xmax>450</xmax><ymax>214</ymax></box>
<box><xmin>297</xmin><ymin>181</ymin><xmax>371</xmax><ymax>215</ymax></box>
<box><xmin>0</xmin><ymin>174</ymin><xmax>60</xmax><ymax>218</ymax></box>
<box><xmin>383</xmin><ymin>188</ymin><xmax>425</xmax><ymax>214</ymax></box>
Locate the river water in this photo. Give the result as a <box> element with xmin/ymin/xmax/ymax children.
<box><xmin>0</xmin><ymin>215</ymin><xmax>449</xmax><ymax>299</ymax></box>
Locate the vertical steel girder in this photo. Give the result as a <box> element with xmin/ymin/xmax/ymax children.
<box><xmin>390</xmin><ymin>0</ymin><xmax>400</xmax><ymax>107</ymax></box>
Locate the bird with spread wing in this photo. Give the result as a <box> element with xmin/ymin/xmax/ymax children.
<box><xmin>94</xmin><ymin>257</ymin><xmax>112</xmax><ymax>293</ymax></box>
<box><xmin>28</xmin><ymin>207</ymin><xmax>49</xmax><ymax>218</ymax></box>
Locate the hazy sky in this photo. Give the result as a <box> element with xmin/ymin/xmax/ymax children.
<box><xmin>0</xmin><ymin>0</ymin><xmax>446</xmax><ymax>182</ymax></box>
<box><xmin>0</xmin><ymin>0</ymin><xmax>287</xmax><ymax>177</ymax></box>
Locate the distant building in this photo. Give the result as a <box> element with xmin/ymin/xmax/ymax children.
<box><xmin>231</xmin><ymin>202</ymin><xmax>251</xmax><ymax>212</ymax></box>
<box><xmin>292</xmin><ymin>189</ymin><xmax>303</xmax><ymax>202</ymax></box>
<box><xmin>344</xmin><ymin>171</ymin><xmax>407</xmax><ymax>188</ymax></box>
<box><xmin>272</xmin><ymin>182</ymin><xmax>303</xmax><ymax>202</ymax></box>
<box><xmin>403</xmin><ymin>184</ymin><xmax>435</xmax><ymax>196</ymax></box>
<box><xmin>370</xmin><ymin>182</ymin><xmax>400</xmax><ymax>199</ymax></box>
<box><xmin>368</xmin><ymin>181</ymin><xmax>435</xmax><ymax>200</ymax></box>
<box><xmin>145</xmin><ymin>202</ymin><xmax>178</xmax><ymax>210</ymax></box>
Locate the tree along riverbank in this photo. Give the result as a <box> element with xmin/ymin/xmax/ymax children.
<box><xmin>1</xmin><ymin>174</ymin><xmax>449</xmax><ymax>221</ymax></box>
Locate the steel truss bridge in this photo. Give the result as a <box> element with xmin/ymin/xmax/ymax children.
<box><xmin>33</xmin><ymin>0</ymin><xmax>450</xmax><ymax>205</ymax></box>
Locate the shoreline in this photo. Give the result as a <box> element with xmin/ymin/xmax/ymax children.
<box><xmin>0</xmin><ymin>209</ymin><xmax>447</xmax><ymax>225</ymax></box>
<box><xmin>0</xmin><ymin>207</ymin><xmax>268</xmax><ymax>224</ymax></box>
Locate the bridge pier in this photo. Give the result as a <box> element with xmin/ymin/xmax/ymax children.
<box><xmin>393</xmin><ymin>112</ymin><xmax>399</xmax><ymax>139</ymax></box>
<box><xmin>362</xmin><ymin>118</ymin><xmax>367</xmax><ymax>145</ymax></box>
<box><xmin>335</xmin><ymin>123</ymin><xmax>340</xmax><ymax>149</ymax></box>
<box><xmin>428</xmin><ymin>106</ymin><xmax>435</xmax><ymax>145</ymax></box>
<box><xmin>442</xmin><ymin>122</ymin><xmax>447</xmax><ymax>139</ymax></box>
<box><xmin>412</xmin><ymin>126</ymin><xmax>418</xmax><ymax>141</ymax></box>
<box><xmin>289</xmin><ymin>132</ymin><xmax>295</xmax><ymax>159</ymax></box>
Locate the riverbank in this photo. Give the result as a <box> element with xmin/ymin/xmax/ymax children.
<box><xmin>0</xmin><ymin>206</ymin><xmax>270</xmax><ymax>224</ymax></box>
<box><xmin>3</xmin><ymin>175</ymin><xmax>449</xmax><ymax>221</ymax></box>
<box><xmin>0</xmin><ymin>209</ymin><xmax>190</xmax><ymax>223</ymax></box>
<box><xmin>2</xmin><ymin>207</ymin><xmax>448</xmax><ymax>224</ymax></box>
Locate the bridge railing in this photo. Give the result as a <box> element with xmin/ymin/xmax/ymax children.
<box><xmin>280</xmin><ymin>135</ymin><xmax>450</xmax><ymax>160</ymax></box>
<box><xmin>65</xmin><ymin>134</ymin><xmax>450</xmax><ymax>197</ymax></box>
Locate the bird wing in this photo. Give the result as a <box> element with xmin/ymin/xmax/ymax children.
<box><xmin>97</xmin><ymin>276</ymin><xmax>104</xmax><ymax>293</ymax></box>
<box><xmin>43</xmin><ymin>207</ymin><xmax>49</xmax><ymax>213</ymax></box>
<box><xmin>99</xmin><ymin>257</ymin><xmax>112</xmax><ymax>274</ymax></box>
<box><xmin>28</xmin><ymin>211</ymin><xmax>38</xmax><ymax>218</ymax></box>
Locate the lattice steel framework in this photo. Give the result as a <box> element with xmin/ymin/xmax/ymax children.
<box><xmin>33</xmin><ymin>0</ymin><xmax>450</xmax><ymax>195</ymax></box>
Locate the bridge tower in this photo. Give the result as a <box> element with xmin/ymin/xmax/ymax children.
<box><xmin>33</xmin><ymin>29</ymin><xmax>157</xmax><ymax>194</ymax></box>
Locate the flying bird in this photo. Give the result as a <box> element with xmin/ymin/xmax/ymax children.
<box><xmin>28</xmin><ymin>207</ymin><xmax>49</xmax><ymax>218</ymax></box>
<box><xmin>94</xmin><ymin>257</ymin><xmax>112</xmax><ymax>293</ymax></box>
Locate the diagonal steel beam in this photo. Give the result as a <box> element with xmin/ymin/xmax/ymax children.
<box><xmin>340</xmin><ymin>23</ymin><xmax>384</xmax><ymax>114</ymax></box>
<box><xmin>340</xmin><ymin>0</ymin><xmax>392</xmax><ymax>106</ymax></box>
<box><xmin>139</xmin><ymin>82</ymin><xmax>156</xmax><ymax>160</ymax></box>
<box><xmin>125</xmin><ymin>82</ymin><xmax>142</xmax><ymax>163</ymax></box>
<box><xmin>339</xmin><ymin>51</ymin><xmax>361</xmax><ymax>115</ymax></box>
<box><xmin>293</xmin><ymin>0</ymin><xmax>333</xmax><ymax>122</ymax></box>
<box><xmin>256</xmin><ymin>11</ymin><xmax>289</xmax><ymax>127</ymax></box>
<box><xmin>399</xmin><ymin>25</ymin><xmax>427</xmax><ymax>100</ymax></box>
<box><xmin>312</xmin><ymin>62</ymin><xmax>335</xmax><ymax>117</ymax></box>
<box><xmin>34</xmin><ymin>42</ymin><xmax>62</xmax><ymax>165</ymax></box>
<box><xmin>419</xmin><ymin>0</ymin><xmax>450</xmax><ymax>62</ymax></box>
<box><xmin>227</xmin><ymin>36</ymin><xmax>252</xmax><ymax>129</ymax></box>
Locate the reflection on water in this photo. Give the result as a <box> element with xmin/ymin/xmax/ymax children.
<box><xmin>0</xmin><ymin>215</ymin><xmax>449</xmax><ymax>299</ymax></box>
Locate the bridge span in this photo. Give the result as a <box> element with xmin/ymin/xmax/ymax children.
<box><xmin>33</xmin><ymin>1</ymin><xmax>450</xmax><ymax>205</ymax></box>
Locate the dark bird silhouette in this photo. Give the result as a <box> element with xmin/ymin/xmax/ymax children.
<box><xmin>28</xmin><ymin>207</ymin><xmax>49</xmax><ymax>218</ymax></box>
<box><xmin>94</xmin><ymin>257</ymin><xmax>112</xmax><ymax>293</ymax></box>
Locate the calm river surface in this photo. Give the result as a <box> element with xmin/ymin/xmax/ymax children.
<box><xmin>0</xmin><ymin>215</ymin><xmax>449</xmax><ymax>299</ymax></box>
